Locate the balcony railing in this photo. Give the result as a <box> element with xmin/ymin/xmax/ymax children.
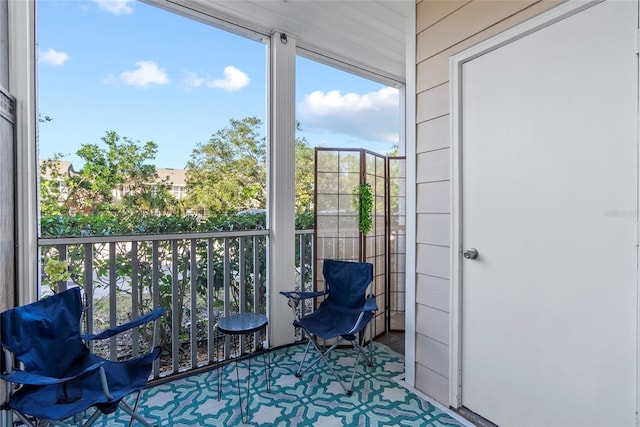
<box><xmin>38</xmin><ymin>229</ymin><xmax>314</xmax><ymax>382</ymax></box>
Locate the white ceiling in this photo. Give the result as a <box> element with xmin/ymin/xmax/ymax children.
<box><xmin>144</xmin><ymin>0</ymin><xmax>409</xmax><ymax>86</ymax></box>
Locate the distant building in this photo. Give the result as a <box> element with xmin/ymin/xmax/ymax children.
<box><xmin>39</xmin><ymin>160</ymin><xmax>188</xmax><ymax>201</ymax></box>
<box><xmin>156</xmin><ymin>168</ymin><xmax>187</xmax><ymax>200</ymax></box>
<box><xmin>39</xmin><ymin>160</ymin><xmax>75</xmax><ymax>180</ymax></box>
<box><xmin>39</xmin><ymin>160</ymin><xmax>75</xmax><ymax>198</ymax></box>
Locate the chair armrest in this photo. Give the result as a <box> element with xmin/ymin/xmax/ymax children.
<box><xmin>363</xmin><ymin>295</ymin><xmax>378</xmax><ymax>312</ymax></box>
<box><xmin>280</xmin><ymin>291</ymin><xmax>326</xmax><ymax>301</ymax></box>
<box><xmin>82</xmin><ymin>307</ymin><xmax>165</xmax><ymax>341</ymax></box>
<box><xmin>349</xmin><ymin>297</ymin><xmax>378</xmax><ymax>335</ymax></box>
<box><xmin>0</xmin><ymin>361</ymin><xmax>104</xmax><ymax>386</ymax></box>
<box><xmin>281</xmin><ymin>291</ymin><xmax>327</xmax><ymax>321</ymax></box>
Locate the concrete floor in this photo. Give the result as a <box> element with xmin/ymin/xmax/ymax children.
<box><xmin>375</xmin><ymin>331</ymin><xmax>405</xmax><ymax>355</ymax></box>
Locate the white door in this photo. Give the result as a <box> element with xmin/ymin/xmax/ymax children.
<box><xmin>458</xmin><ymin>1</ymin><xmax>638</xmax><ymax>425</ymax></box>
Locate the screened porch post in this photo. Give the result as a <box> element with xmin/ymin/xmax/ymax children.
<box><xmin>0</xmin><ymin>2</ymin><xmax>11</xmax><ymax>425</ymax></box>
<box><xmin>268</xmin><ymin>30</ymin><xmax>297</xmax><ymax>348</ymax></box>
<box><xmin>8</xmin><ymin>0</ymin><xmax>37</xmax><ymax>307</ymax></box>
<box><xmin>0</xmin><ymin>0</ymin><xmax>13</xmax><ymax>314</ymax></box>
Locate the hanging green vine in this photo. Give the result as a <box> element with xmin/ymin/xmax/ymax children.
<box><xmin>357</xmin><ymin>182</ymin><xmax>374</xmax><ymax>235</ymax></box>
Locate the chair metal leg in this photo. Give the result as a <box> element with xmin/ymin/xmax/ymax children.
<box><xmin>296</xmin><ymin>336</ymin><xmax>338</xmax><ymax>378</ymax></box>
<box><xmin>118</xmin><ymin>400</ymin><xmax>155</xmax><ymax>427</ymax></box>
<box><xmin>5</xmin><ymin>407</ymin><xmax>113</xmax><ymax>427</ymax></box>
<box><xmin>368</xmin><ymin>322</ymin><xmax>374</xmax><ymax>366</ymax></box>
<box><xmin>128</xmin><ymin>391</ymin><xmax>142</xmax><ymax>427</ymax></box>
<box><xmin>295</xmin><ymin>340</ymin><xmax>314</xmax><ymax>377</ymax></box>
<box><xmin>295</xmin><ymin>329</ymin><xmax>377</xmax><ymax>395</ymax></box>
<box><xmin>353</xmin><ymin>339</ymin><xmax>374</xmax><ymax>367</ymax></box>
<box><xmin>79</xmin><ymin>409</ymin><xmax>102</xmax><ymax>427</ymax></box>
<box><xmin>298</xmin><ymin>335</ymin><xmax>354</xmax><ymax>395</ymax></box>
<box><xmin>11</xmin><ymin>411</ymin><xmax>37</xmax><ymax>427</ymax></box>
<box><xmin>347</xmin><ymin>348</ymin><xmax>362</xmax><ymax>393</ymax></box>
<box><xmin>345</xmin><ymin>335</ymin><xmax>376</xmax><ymax>392</ymax></box>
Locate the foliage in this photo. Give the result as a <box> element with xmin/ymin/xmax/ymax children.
<box><xmin>186</xmin><ymin>117</ymin><xmax>266</xmax><ymax>215</ymax></box>
<box><xmin>39</xmin><ymin>154</ymin><xmax>71</xmax><ymax>217</ymax></box>
<box><xmin>39</xmin><ymin>131</ymin><xmax>180</xmax><ymax>217</ymax></box>
<box><xmin>295</xmin><ymin>138</ymin><xmax>315</xmax><ymax>212</ymax></box>
<box><xmin>295</xmin><ymin>211</ymin><xmax>314</xmax><ymax>230</ymax></box>
<box><xmin>295</xmin><ymin>123</ymin><xmax>315</xmax><ymax>213</ymax></box>
<box><xmin>40</xmin><ymin>211</ymin><xmax>315</xmax><ymax>238</ymax></box>
<box><xmin>186</xmin><ymin>117</ymin><xmax>315</xmax><ymax>217</ymax></box>
<box><xmin>43</xmin><ymin>258</ymin><xmax>70</xmax><ymax>284</ymax></box>
<box><xmin>199</xmin><ymin>212</ymin><xmax>266</xmax><ymax>232</ymax></box>
<box><xmin>356</xmin><ymin>182</ymin><xmax>374</xmax><ymax>235</ymax></box>
<box><xmin>38</xmin><ymin>114</ymin><xmax>53</xmax><ymax>124</ymax></box>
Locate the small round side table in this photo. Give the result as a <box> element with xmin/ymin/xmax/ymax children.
<box><xmin>215</xmin><ymin>313</ymin><xmax>270</xmax><ymax>423</ymax></box>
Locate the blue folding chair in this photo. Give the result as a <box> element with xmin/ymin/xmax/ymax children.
<box><xmin>0</xmin><ymin>287</ymin><xmax>164</xmax><ymax>427</ymax></box>
<box><xmin>281</xmin><ymin>259</ymin><xmax>377</xmax><ymax>395</ymax></box>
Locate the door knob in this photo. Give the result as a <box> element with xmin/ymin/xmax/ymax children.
<box><xmin>463</xmin><ymin>248</ymin><xmax>479</xmax><ymax>260</ymax></box>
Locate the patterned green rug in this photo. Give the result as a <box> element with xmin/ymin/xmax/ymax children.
<box><xmin>94</xmin><ymin>342</ymin><xmax>466</xmax><ymax>426</ymax></box>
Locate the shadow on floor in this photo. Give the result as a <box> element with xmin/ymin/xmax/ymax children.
<box><xmin>375</xmin><ymin>331</ymin><xmax>405</xmax><ymax>355</ymax></box>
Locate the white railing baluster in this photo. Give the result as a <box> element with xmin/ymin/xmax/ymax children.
<box><xmin>253</xmin><ymin>236</ymin><xmax>260</xmax><ymax>315</ymax></box>
<box><xmin>190</xmin><ymin>238</ymin><xmax>197</xmax><ymax>369</ymax></box>
<box><xmin>253</xmin><ymin>236</ymin><xmax>261</xmax><ymax>350</ymax></box>
<box><xmin>152</xmin><ymin>240</ymin><xmax>160</xmax><ymax>379</ymax></box>
<box><xmin>298</xmin><ymin>234</ymin><xmax>306</xmax><ymax>317</ymax></box>
<box><xmin>239</xmin><ymin>236</ymin><xmax>246</xmax><ymax>353</ymax></box>
<box><xmin>223</xmin><ymin>237</ymin><xmax>230</xmax><ymax>358</ymax></box>
<box><xmin>171</xmin><ymin>240</ymin><xmax>179</xmax><ymax>374</ymax></box>
<box><xmin>83</xmin><ymin>243</ymin><xmax>94</xmax><ymax>351</ymax></box>
<box><xmin>109</xmin><ymin>242</ymin><xmax>117</xmax><ymax>361</ymax></box>
<box><xmin>131</xmin><ymin>241</ymin><xmax>139</xmax><ymax>357</ymax></box>
<box><xmin>207</xmin><ymin>238</ymin><xmax>215</xmax><ymax>363</ymax></box>
<box><xmin>239</xmin><ymin>236</ymin><xmax>246</xmax><ymax>314</ymax></box>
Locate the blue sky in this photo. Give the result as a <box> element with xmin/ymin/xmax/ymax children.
<box><xmin>37</xmin><ymin>0</ymin><xmax>400</xmax><ymax>169</ymax></box>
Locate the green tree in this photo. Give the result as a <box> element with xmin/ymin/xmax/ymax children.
<box><xmin>39</xmin><ymin>153</ymin><xmax>71</xmax><ymax>217</ymax></box>
<box><xmin>186</xmin><ymin>117</ymin><xmax>316</xmax><ymax>217</ymax></box>
<box><xmin>388</xmin><ymin>143</ymin><xmax>400</xmax><ymax>156</ymax></box>
<box><xmin>185</xmin><ymin>117</ymin><xmax>267</xmax><ymax>215</ymax></box>
<box><xmin>295</xmin><ymin>126</ymin><xmax>315</xmax><ymax>213</ymax></box>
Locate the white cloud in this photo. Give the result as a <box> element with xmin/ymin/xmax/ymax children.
<box><xmin>119</xmin><ymin>61</ymin><xmax>170</xmax><ymax>88</ymax></box>
<box><xmin>183</xmin><ymin>66</ymin><xmax>250</xmax><ymax>92</ymax></box>
<box><xmin>39</xmin><ymin>48</ymin><xmax>69</xmax><ymax>66</ymax></box>
<box><xmin>298</xmin><ymin>87</ymin><xmax>400</xmax><ymax>143</ymax></box>
<box><xmin>208</xmin><ymin>66</ymin><xmax>250</xmax><ymax>92</ymax></box>
<box><xmin>182</xmin><ymin>71</ymin><xmax>206</xmax><ymax>89</ymax></box>
<box><xmin>92</xmin><ymin>0</ymin><xmax>134</xmax><ymax>15</ymax></box>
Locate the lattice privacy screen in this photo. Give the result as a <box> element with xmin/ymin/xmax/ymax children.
<box><xmin>314</xmin><ymin>148</ymin><xmax>405</xmax><ymax>336</ymax></box>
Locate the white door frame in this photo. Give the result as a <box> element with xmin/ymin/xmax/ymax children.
<box><xmin>448</xmin><ymin>0</ymin><xmax>614</xmax><ymax>409</ymax></box>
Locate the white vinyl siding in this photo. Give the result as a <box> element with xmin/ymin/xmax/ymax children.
<box><xmin>413</xmin><ymin>0</ymin><xmax>562</xmax><ymax>405</ymax></box>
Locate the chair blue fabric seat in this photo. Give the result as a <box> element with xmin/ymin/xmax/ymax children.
<box><xmin>0</xmin><ymin>287</ymin><xmax>164</xmax><ymax>427</ymax></box>
<box><xmin>293</xmin><ymin>298</ymin><xmax>373</xmax><ymax>340</ymax></box>
<box><xmin>6</xmin><ymin>350</ymin><xmax>160</xmax><ymax>420</ymax></box>
<box><xmin>281</xmin><ymin>259</ymin><xmax>377</xmax><ymax>395</ymax></box>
